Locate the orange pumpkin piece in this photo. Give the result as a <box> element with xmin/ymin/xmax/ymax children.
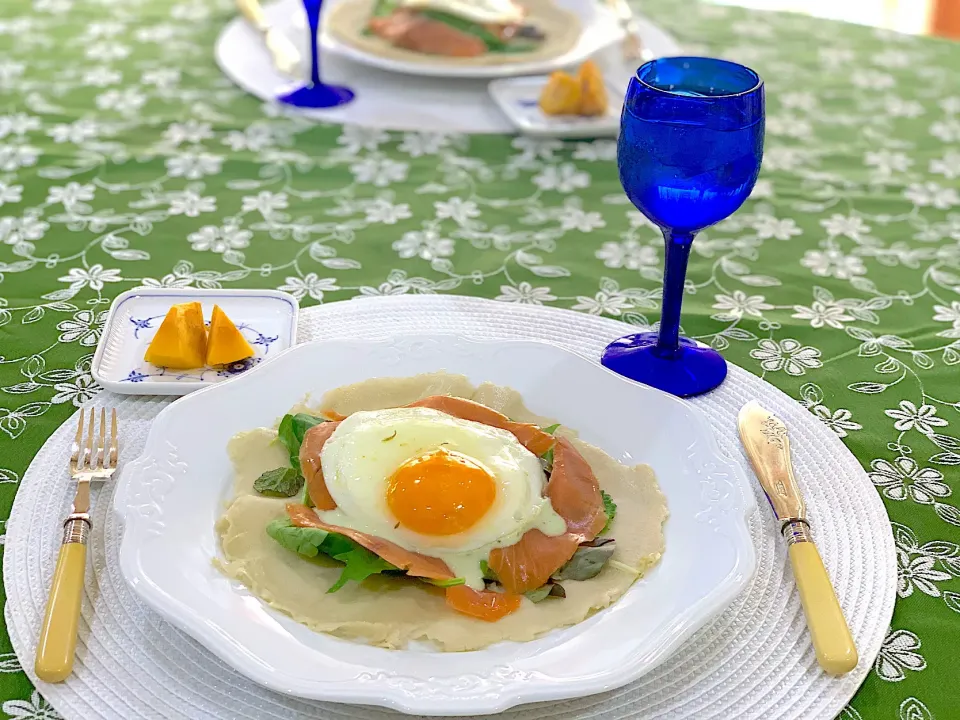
<box><xmin>205</xmin><ymin>304</ymin><xmax>254</xmax><ymax>366</ymax></box>
<box><xmin>143</xmin><ymin>302</ymin><xmax>207</xmax><ymax>369</ymax></box>
<box><xmin>539</xmin><ymin>70</ymin><xmax>581</xmax><ymax>116</ymax></box>
<box><xmin>445</xmin><ymin>585</ymin><xmax>523</xmax><ymax>621</ymax></box>
<box><xmin>578</xmin><ymin>60</ymin><xmax>608</xmax><ymax>117</ymax></box>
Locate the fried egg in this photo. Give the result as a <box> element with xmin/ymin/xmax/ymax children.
<box><xmin>319</xmin><ymin>406</ymin><xmax>565</xmax><ymax>588</ymax></box>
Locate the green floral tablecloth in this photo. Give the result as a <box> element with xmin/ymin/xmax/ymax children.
<box><xmin>1</xmin><ymin>0</ymin><xmax>959</xmax><ymax>717</ymax></box>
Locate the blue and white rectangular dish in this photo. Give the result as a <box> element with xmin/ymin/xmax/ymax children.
<box><xmin>92</xmin><ymin>288</ymin><xmax>299</xmax><ymax>395</ymax></box>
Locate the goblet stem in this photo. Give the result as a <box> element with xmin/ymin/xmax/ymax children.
<box><xmin>304</xmin><ymin>0</ymin><xmax>322</xmax><ymax>87</ymax></box>
<box><xmin>655</xmin><ymin>230</ymin><xmax>694</xmax><ymax>356</ymax></box>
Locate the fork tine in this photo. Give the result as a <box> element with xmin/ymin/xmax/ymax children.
<box><xmin>71</xmin><ymin>409</ymin><xmax>85</xmax><ymax>467</ymax></box>
<box><xmin>84</xmin><ymin>407</ymin><xmax>95</xmax><ymax>472</ymax></box>
<box><xmin>96</xmin><ymin>407</ymin><xmax>106</xmax><ymax>471</ymax></box>
<box><xmin>109</xmin><ymin>408</ymin><xmax>118</xmax><ymax>469</ymax></box>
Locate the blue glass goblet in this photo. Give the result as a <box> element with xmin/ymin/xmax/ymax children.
<box><xmin>279</xmin><ymin>0</ymin><xmax>354</xmax><ymax>108</ymax></box>
<box><xmin>601</xmin><ymin>57</ymin><xmax>764</xmax><ymax>397</ymax></box>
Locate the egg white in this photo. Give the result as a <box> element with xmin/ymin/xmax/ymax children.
<box><xmin>318</xmin><ymin>406</ymin><xmax>566</xmax><ymax>589</ymax></box>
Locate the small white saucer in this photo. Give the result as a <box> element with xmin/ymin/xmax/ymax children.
<box><xmin>489</xmin><ymin>75</ymin><xmax>622</xmax><ymax>138</ymax></box>
<box><xmin>92</xmin><ymin>288</ymin><xmax>299</xmax><ymax>396</ymax></box>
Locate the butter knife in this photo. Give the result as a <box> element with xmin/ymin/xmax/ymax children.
<box><xmin>737</xmin><ymin>401</ymin><xmax>858</xmax><ymax>676</ymax></box>
<box><xmin>606</xmin><ymin>0</ymin><xmax>652</xmax><ymax>61</ymax></box>
<box><xmin>236</xmin><ymin>0</ymin><xmax>301</xmax><ymax>78</ymax></box>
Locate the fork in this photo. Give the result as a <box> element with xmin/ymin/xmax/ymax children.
<box><xmin>35</xmin><ymin>408</ymin><xmax>118</xmax><ymax>683</ymax></box>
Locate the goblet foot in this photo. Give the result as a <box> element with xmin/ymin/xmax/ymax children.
<box><xmin>278</xmin><ymin>84</ymin><xmax>354</xmax><ymax>108</ymax></box>
<box><xmin>601</xmin><ymin>332</ymin><xmax>727</xmax><ymax>398</ymax></box>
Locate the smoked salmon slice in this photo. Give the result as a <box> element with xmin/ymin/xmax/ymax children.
<box><xmin>488</xmin><ymin>439</ymin><xmax>605</xmax><ymax>594</ymax></box>
<box><xmin>445</xmin><ymin>585</ymin><xmax>522</xmax><ymax>621</ymax></box>
<box><xmin>548</xmin><ymin>437</ymin><xmax>606</xmax><ymax>540</ymax></box>
<box><xmin>487</xmin><ymin>529</ymin><xmax>580</xmax><ymax>595</ymax></box>
<box><xmin>407</xmin><ymin>396</ymin><xmax>555</xmax><ymax>456</ymax></box>
<box><xmin>298</xmin><ymin>421</ymin><xmax>340</xmax><ymax>511</ymax></box>
<box><xmin>286</xmin><ymin>504</ymin><xmax>456</xmax><ymax>580</ymax></box>
<box><xmin>368</xmin><ymin>10</ymin><xmax>488</xmax><ymax>58</ymax></box>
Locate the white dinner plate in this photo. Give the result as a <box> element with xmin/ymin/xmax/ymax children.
<box><xmin>115</xmin><ymin>334</ymin><xmax>757</xmax><ymax>715</ymax></box>
<box><xmin>489</xmin><ymin>74</ymin><xmax>621</xmax><ymax>138</ymax></box>
<box><xmin>91</xmin><ymin>288</ymin><xmax>299</xmax><ymax>396</ymax></box>
<box><xmin>314</xmin><ymin>0</ymin><xmax>623</xmax><ymax>79</ymax></box>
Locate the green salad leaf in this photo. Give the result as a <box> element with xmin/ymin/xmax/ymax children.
<box><xmin>600</xmin><ymin>489</ymin><xmax>617</xmax><ymax>534</ymax></box>
<box><xmin>525</xmin><ymin>581</ymin><xmax>565</xmax><ymax>603</ymax></box>
<box><xmin>553</xmin><ymin>537</ymin><xmax>616</xmax><ymax>581</ymax></box>
<box><xmin>421</xmin><ymin>576</ymin><xmax>466</xmax><ymax>588</ymax></box>
<box><xmin>370</xmin><ymin>0</ymin><xmax>399</xmax><ymax>16</ymax></box>
<box><xmin>266</xmin><ymin>518</ymin><xmax>398</xmax><ymax>592</ymax></box>
<box><xmin>266</xmin><ymin>518</ymin><xmax>330</xmax><ymax>557</ymax></box>
<box><xmin>326</xmin><ymin>547</ymin><xmax>396</xmax><ymax>593</ymax></box>
<box><xmin>541</xmin><ymin>423</ymin><xmax>560</xmax><ymax>435</ymax></box>
<box><xmin>253</xmin><ymin>467</ymin><xmax>304</xmax><ymax>498</ymax></box>
<box><xmin>277</xmin><ymin>413</ymin><xmax>326</xmax><ymax>468</ymax></box>
<box><xmin>299</xmin><ymin>473</ymin><xmax>314</xmax><ymax>508</ymax></box>
<box><xmin>479</xmin><ymin>559</ymin><xmax>498</xmax><ymax>582</ymax></box>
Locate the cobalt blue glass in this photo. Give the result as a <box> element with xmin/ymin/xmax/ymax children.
<box><xmin>279</xmin><ymin>0</ymin><xmax>354</xmax><ymax>109</ymax></box>
<box><xmin>601</xmin><ymin>57</ymin><xmax>764</xmax><ymax>397</ymax></box>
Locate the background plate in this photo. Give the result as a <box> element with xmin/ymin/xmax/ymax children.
<box><xmin>215</xmin><ymin>0</ymin><xmax>681</xmax><ymax>133</ymax></box>
<box><xmin>317</xmin><ymin>0</ymin><xmax>621</xmax><ymax>79</ymax></box>
<box><xmin>5</xmin><ymin>297</ymin><xmax>895</xmax><ymax>720</ymax></box>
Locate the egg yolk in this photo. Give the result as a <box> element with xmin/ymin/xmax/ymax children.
<box><xmin>387</xmin><ymin>449</ymin><xmax>496</xmax><ymax>536</ymax></box>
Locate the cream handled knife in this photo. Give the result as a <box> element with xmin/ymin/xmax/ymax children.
<box><xmin>236</xmin><ymin>0</ymin><xmax>301</xmax><ymax>78</ymax></box>
<box><xmin>737</xmin><ymin>401</ymin><xmax>858</xmax><ymax>676</ymax></box>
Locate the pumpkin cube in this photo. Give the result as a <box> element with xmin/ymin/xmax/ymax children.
<box><xmin>143</xmin><ymin>301</ymin><xmax>207</xmax><ymax>369</ymax></box>
<box><xmin>578</xmin><ymin>60</ymin><xmax>608</xmax><ymax>117</ymax></box>
<box><xmin>205</xmin><ymin>304</ymin><xmax>255</xmax><ymax>366</ymax></box>
<box><xmin>539</xmin><ymin>70</ymin><xmax>582</xmax><ymax>116</ymax></box>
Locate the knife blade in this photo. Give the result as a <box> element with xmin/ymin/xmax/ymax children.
<box><xmin>737</xmin><ymin>401</ymin><xmax>858</xmax><ymax>676</ymax></box>
<box><xmin>236</xmin><ymin>0</ymin><xmax>301</xmax><ymax>78</ymax></box>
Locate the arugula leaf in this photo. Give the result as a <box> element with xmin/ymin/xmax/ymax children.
<box><xmin>266</xmin><ymin>518</ymin><xmax>397</xmax><ymax>592</ymax></box>
<box><xmin>266</xmin><ymin>518</ymin><xmax>330</xmax><ymax>557</ymax></box>
<box><xmin>539</xmin><ymin>424</ymin><xmax>560</xmax><ymax>467</ymax></box>
<box><xmin>326</xmin><ymin>547</ymin><xmax>396</xmax><ymax>593</ymax></box>
<box><xmin>479</xmin><ymin>559</ymin><xmax>498</xmax><ymax>582</ymax></box>
<box><xmin>299</xmin><ymin>473</ymin><xmax>314</xmax><ymax>508</ymax></box>
<box><xmin>525</xmin><ymin>581</ymin><xmax>566</xmax><ymax>602</ymax></box>
<box><xmin>421</xmin><ymin>576</ymin><xmax>466</xmax><ymax>588</ymax></box>
<box><xmin>370</xmin><ymin>0</ymin><xmax>399</xmax><ymax>16</ymax></box>
<box><xmin>600</xmin><ymin>490</ymin><xmax>617</xmax><ymax>534</ymax></box>
<box><xmin>253</xmin><ymin>467</ymin><xmax>304</xmax><ymax>498</ymax></box>
<box><xmin>525</xmin><ymin>585</ymin><xmax>551</xmax><ymax>603</ymax></box>
<box><xmin>553</xmin><ymin>538</ymin><xmax>616</xmax><ymax>581</ymax></box>
<box><xmin>277</xmin><ymin>413</ymin><xmax>326</xmax><ymax>468</ymax></box>
<box><xmin>541</xmin><ymin>447</ymin><xmax>554</xmax><ymax>468</ymax></box>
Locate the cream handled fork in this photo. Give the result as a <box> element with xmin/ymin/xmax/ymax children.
<box><xmin>35</xmin><ymin>408</ymin><xmax>118</xmax><ymax>683</ymax></box>
<box><xmin>236</xmin><ymin>0</ymin><xmax>301</xmax><ymax>78</ymax></box>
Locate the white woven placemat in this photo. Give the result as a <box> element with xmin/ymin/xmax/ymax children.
<box><xmin>5</xmin><ymin>296</ymin><xmax>896</xmax><ymax>720</ymax></box>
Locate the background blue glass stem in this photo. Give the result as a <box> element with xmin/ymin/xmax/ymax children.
<box><xmin>278</xmin><ymin>0</ymin><xmax>354</xmax><ymax>109</ymax></box>
<box><xmin>306</xmin><ymin>0</ymin><xmax>322</xmax><ymax>87</ymax></box>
